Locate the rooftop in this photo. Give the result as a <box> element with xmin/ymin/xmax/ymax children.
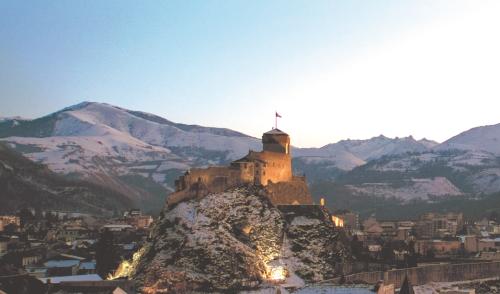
<box><xmin>38</xmin><ymin>274</ymin><xmax>102</xmax><ymax>284</ymax></box>
<box><xmin>264</xmin><ymin>128</ymin><xmax>288</xmax><ymax>136</ymax></box>
<box><xmin>44</xmin><ymin>259</ymin><xmax>80</xmax><ymax>268</ymax></box>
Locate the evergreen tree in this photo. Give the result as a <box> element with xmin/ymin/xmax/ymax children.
<box><xmin>96</xmin><ymin>230</ymin><xmax>119</xmax><ymax>278</ymax></box>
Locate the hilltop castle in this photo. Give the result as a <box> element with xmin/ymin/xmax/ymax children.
<box><xmin>167</xmin><ymin>129</ymin><xmax>313</xmax><ymax>207</ymax></box>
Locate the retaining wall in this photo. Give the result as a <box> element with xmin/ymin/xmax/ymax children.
<box><xmin>341</xmin><ymin>261</ymin><xmax>500</xmax><ymax>288</ymax></box>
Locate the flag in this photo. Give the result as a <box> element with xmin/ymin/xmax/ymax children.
<box><xmin>275</xmin><ymin>112</ymin><xmax>282</xmax><ymax>118</ymax></box>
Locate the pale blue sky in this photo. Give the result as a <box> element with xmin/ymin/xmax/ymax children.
<box><xmin>1</xmin><ymin>1</ymin><xmax>500</xmax><ymax>147</ymax></box>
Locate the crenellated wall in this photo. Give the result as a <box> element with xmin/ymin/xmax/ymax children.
<box><xmin>265</xmin><ymin>176</ymin><xmax>312</xmax><ymax>205</ymax></box>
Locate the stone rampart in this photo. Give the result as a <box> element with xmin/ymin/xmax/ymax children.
<box><xmin>339</xmin><ymin>261</ymin><xmax>500</xmax><ymax>288</ymax></box>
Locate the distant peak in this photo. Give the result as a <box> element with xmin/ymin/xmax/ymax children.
<box><xmin>374</xmin><ymin>134</ymin><xmax>388</xmax><ymax>140</ymax></box>
<box><xmin>60</xmin><ymin>101</ymin><xmax>96</xmax><ymax>112</ymax></box>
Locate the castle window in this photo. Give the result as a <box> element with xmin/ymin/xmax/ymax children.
<box><xmin>244</xmin><ymin>163</ymin><xmax>247</xmax><ymax>169</ymax></box>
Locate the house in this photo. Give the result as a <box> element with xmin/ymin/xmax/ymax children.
<box><xmin>59</xmin><ymin>225</ymin><xmax>90</xmax><ymax>242</ymax></box>
<box><xmin>78</xmin><ymin>261</ymin><xmax>96</xmax><ymax>275</ymax></box>
<box><xmin>0</xmin><ymin>236</ymin><xmax>9</xmax><ymax>256</ymax></box>
<box><xmin>414</xmin><ymin>239</ymin><xmax>461</xmax><ymax>256</ymax></box>
<box><xmin>44</xmin><ymin>254</ymin><xmax>86</xmax><ymax>276</ymax></box>
<box><xmin>44</xmin><ymin>259</ymin><xmax>81</xmax><ymax>276</ymax></box>
<box><xmin>38</xmin><ymin>274</ymin><xmax>102</xmax><ymax>284</ymax></box>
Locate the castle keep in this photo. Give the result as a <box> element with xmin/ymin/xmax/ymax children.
<box><xmin>167</xmin><ymin>129</ymin><xmax>313</xmax><ymax>206</ymax></box>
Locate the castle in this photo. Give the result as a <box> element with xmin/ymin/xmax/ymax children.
<box><xmin>167</xmin><ymin>128</ymin><xmax>313</xmax><ymax>207</ymax></box>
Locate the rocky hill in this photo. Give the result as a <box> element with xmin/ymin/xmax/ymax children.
<box><xmin>0</xmin><ymin>142</ymin><xmax>132</xmax><ymax>215</ymax></box>
<box><xmin>125</xmin><ymin>187</ymin><xmax>349</xmax><ymax>292</ymax></box>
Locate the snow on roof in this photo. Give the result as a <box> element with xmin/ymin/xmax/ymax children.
<box><xmin>479</xmin><ymin>237</ymin><xmax>500</xmax><ymax>242</ymax></box>
<box><xmin>122</xmin><ymin>243</ymin><xmax>136</xmax><ymax>250</ymax></box>
<box><xmin>59</xmin><ymin>253</ymin><xmax>86</xmax><ymax>260</ymax></box>
<box><xmin>103</xmin><ymin>224</ymin><xmax>133</xmax><ymax>228</ymax></box>
<box><xmin>44</xmin><ymin>259</ymin><xmax>80</xmax><ymax>268</ymax></box>
<box><xmin>38</xmin><ymin>274</ymin><xmax>102</xmax><ymax>284</ymax></box>
<box><xmin>79</xmin><ymin>261</ymin><xmax>96</xmax><ymax>270</ymax></box>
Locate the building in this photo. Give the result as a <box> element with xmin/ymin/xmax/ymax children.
<box><xmin>416</xmin><ymin>212</ymin><xmax>464</xmax><ymax>239</ymax></box>
<box><xmin>475</xmin><ymin>238</ymin><xmax>500</xmax><ymax>252</ymax></box>
<box><xmin>44</xmin><ymin>254</ymin><xmax>86</xmax><ymax>276</ymax></box>
<box><xmin>0</xmin><ymin>236</ymin><xmax>8</xmax><ymax>256</ymax></box>
<box><xmin>414</xmin><ymin>239</ymin><xmax>461</xmax><ymax>256</ymax></box>
<box><xmin>0</xmin><ymin>216</ymin><xmax>20</xmax><ymax>231</ymax></box>
<box><xmin>464</xmin><ymin>235</ymin><xmax>479</xmax><ymax>253</ymax></box>
<box><xmin>103</xmin><ymin>224</ymin><xmax>134</xmax><ymax>232</ymax></box>
<box><xmin>59</xmin><ymin>225</ymin><xmax>89</xmax><ymax>242</ymax></box>
<box><xmin>168</xmin><ymin>129</ymin><xmax>313</xmax><ymax>207</ymax></box>
<box><xmin>363</xmin><ymin>217</ymin><xmax>384</xmax><ymax>239</ymax></box>
<box><xmin>333</xmin><ymin>210</ymin><xmax>359</xmax><ymax>230</ymax></box>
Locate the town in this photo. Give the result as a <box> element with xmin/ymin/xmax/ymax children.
<box><xmin>2</xmin><ymin>203</ymin><xmax>500</xmax><ymax>293</ymax></box>
<box><xmin>0</xmin><ymin>209</ymin><xmax>153</xmax><ymax>293</ymax></box>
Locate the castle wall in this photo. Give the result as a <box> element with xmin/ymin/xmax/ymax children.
<box><xmin>337</xmin><ymin>261</ymin><xmax>500</xmax><ymax>288</ymax></box>
<box><xmin>169</xmin><ymin>166</ymin><xmax>252</xmax><ymax>206</ymax></box>
<box><xmin>265</xmin><ymin>176</ymin><xmax>313</xmax><ymax>205</ymax></box>
<box><xmin>245</xmin><ymin>151</ymin><xmax>292</xmax><ymax>186</ymax></box>
<box><xmin>176</xmin><ymin>166</ymin><xmax>249</xmax><ymax>193</ymax></box>
<box><xmin>167</xmin><ymin>129</ymin><xmax>313</xmax><ymax>207</ymax></box>
<box><xmin>230</xmin><ymin>161</ymin><xmax>255</xmax><ymax>183</ymax></box>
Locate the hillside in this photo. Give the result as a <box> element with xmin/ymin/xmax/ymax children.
<box><xmin>0</xmin><ymin>102</ymin><xmax>262</xmax><ymax>211</ymax></box>
<box><xmin>0</xmin><ymin>142</ymin><xmax>132</xmax><ymax>215</ymax></box>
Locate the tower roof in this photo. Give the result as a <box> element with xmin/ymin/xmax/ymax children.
<box><xmin>264</xmin><ymin>128</ymin><xmax>288</xmax><ymax>136</ymax></box>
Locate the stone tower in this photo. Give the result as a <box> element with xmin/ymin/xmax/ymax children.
<box><xmin>262</xmin><ymin>129</ymin><xmax>291</xmax><ymax>155</ymax></box>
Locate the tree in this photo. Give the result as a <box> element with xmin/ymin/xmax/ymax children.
<box><xmin>95</xmin><ymin>230</ymin><xmax>119</xmax><ymax>278</ymax></box>
<box><xmin>3</xmin><ymin>223</ymin><xmax>18</xmax><ymax>234</ymax></box>
<box><xmin>350</xmin><ymin>235</ymin><xmax>365</xmax><ymax>259</ymax></box>
<box><xmin>17</xmin><ymin>208</ymin><xmax>34</xmax><ymax>228</ymax></box>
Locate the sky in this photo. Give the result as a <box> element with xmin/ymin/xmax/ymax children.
<box><xmin>1</xmin><ymin>1</ymin><xmax>500</xmax><ymax>147</ymax></box>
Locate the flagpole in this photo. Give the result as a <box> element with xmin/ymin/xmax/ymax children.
<box><xmin>275</xmin><ymin>112</ymin><xmax>277</xmax><ymax>129</ymax></box>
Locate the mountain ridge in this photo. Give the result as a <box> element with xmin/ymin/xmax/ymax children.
<box><xmin>3</xmin><ymin>101</ymin><xmax>500</xmax><ymax>213</ymax></box>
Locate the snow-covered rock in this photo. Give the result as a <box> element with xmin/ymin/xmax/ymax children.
<box><xmin>130</xmin><ymin>187</ymin><xmax>350</xmax><ymax>292</ymax></box>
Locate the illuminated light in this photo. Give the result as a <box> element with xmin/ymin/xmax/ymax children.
<box><xmin>268</xmin><ymin>265</ymin><xmax>286</xmax><ymax>282</ymax></box>
<box><xmin>332</xmin><ymin>215</ymin><xmax>344</xmax><ymax>227</ymax></box>
<box><xmin>108</xmin><ymin>247</ymin><xmax>145</xmax><ymax>280</ymax></box>
<box><xmin>320</xmin><ymin>198</ymin><xmax>325</xmax><ymax>206</ymax></box>
<box><xmin>242</xmin><ymin>225</ymin><xmax>253</xmax><ymax>235</ymax></box>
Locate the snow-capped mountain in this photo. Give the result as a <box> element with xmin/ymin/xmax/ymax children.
<box><xmin>437</xmin><ymin>123</ymin><xmax>500</xmax><ymax>155</ymax></box>
<box><xmin>296</xmin><ymin>135</ymin><xmax>437</xmax><ymax>161</ymax></box>
<box><xmin>0</xmin><ymin>102</ymin><xmax>262</xmax><ymax>211</ymax></box>
<box><xmin>305</xmin><ymin>123</ymin><xmax>500</xmax><ymax>202</ymax></box>
<box><xmin>4</xmin><ymin>101</ymin><xmax>500</xmax><ymax>211</ymax></box>
<box><xmin>292</xmin><ymin>135</ymin><xmax>438</xmax><ymax>181</ymax></box>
